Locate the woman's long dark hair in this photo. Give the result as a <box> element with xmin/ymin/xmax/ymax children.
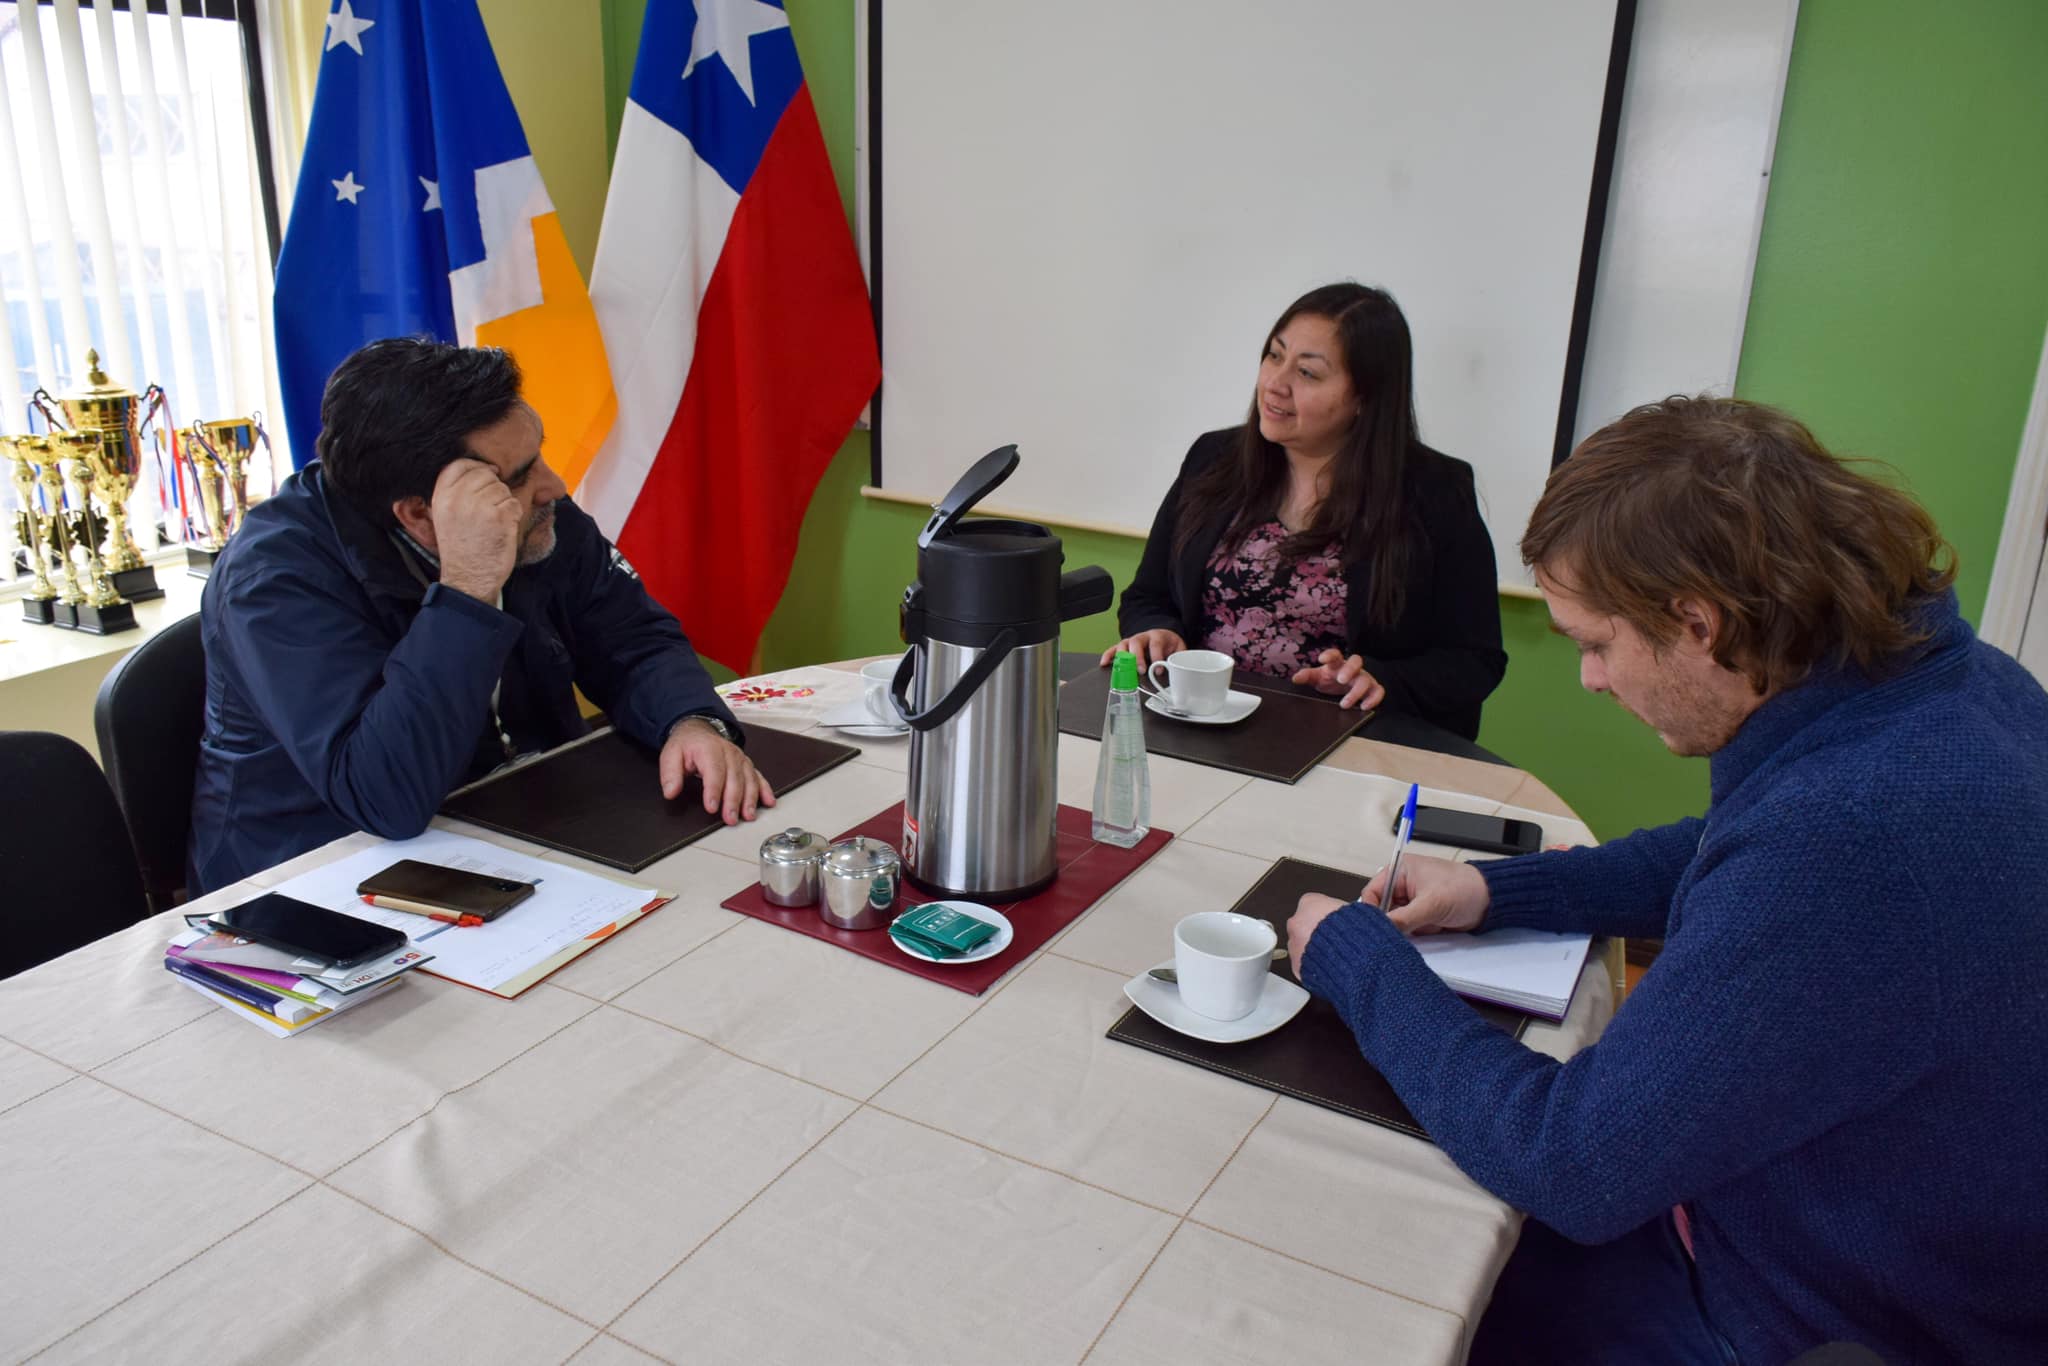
<box><xmin>1171</xmin><ymin>283</ymin><xmax>1423</xmax><ymax>627</ymax></box>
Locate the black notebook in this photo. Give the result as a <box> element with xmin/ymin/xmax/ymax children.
<box><xmin>1058</xmin><ymin>665</ymin><xmax>1372</xmax><ymax>784</ymax></box>
<box><xmin>1106</xmin><ymin>856</ymin><xmax>1528</xmax><ymax>1142</ymax></box>
<box><xmin>441</xmin><ymin>725</ymin><xmax>860</xmax><ymax>872</ymax></box>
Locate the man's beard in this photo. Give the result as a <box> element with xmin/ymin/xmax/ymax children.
<box><xmin>1621</xmin><ymin>678</ymin><xmax>1749</xmax><ymax>758</ymax></box>
<box><xmin>517</xmin><ymin>505</ymin><xmax>558</xmax><ymax>565</ymax></box>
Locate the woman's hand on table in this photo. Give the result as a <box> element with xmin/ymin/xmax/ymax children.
<box><xmin>661</xmin><ymin>719</ymin><xmax>778</xmax><ymax>824</ymax></box>
<box><xmin>1100</xmin><ymin>629</ymin><xmax>1186</xmax><ymax>671</ymax></box>
<box><xmin>1362</xmin><ymin>853</ymin><xmax>1489</xmax><ymax>935</ymax></box>
<box><xmin>1291</xmin><ymin>649</ymin><xmax>1385</xmax><ymax>710</ymax></box>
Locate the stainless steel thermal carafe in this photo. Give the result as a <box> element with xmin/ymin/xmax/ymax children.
<box><xmin>890</xmin><ymin>447</ymin><xmax>1112</xmax><ymax>900</ymax></box>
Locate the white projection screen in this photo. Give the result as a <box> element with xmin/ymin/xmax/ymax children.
<box><xmin>872</xmin><ymin>0</ymin><xmax>1625</xmax><ymax>584</ymax></box>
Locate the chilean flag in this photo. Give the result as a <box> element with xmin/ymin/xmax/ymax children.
<box><xmin>582</xmin><ymin>0</ymin><xmax>879</xmax><ymax>672</ymax></box>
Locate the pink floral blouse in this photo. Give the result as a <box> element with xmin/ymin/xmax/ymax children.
<box><xmin>1199</xmin><ymin>520</ymin><xmax>1348</xmax><ymax>677</ymax></box>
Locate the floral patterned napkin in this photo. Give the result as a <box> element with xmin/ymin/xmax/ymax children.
<box><xmin>715</xmin><ymin>664</ymin><xmax>865</xmax><ymax>734</ymax></box>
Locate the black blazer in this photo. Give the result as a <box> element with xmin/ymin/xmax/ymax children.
<box><xmin>1118</xmin><ymin>428</ymin><xmax>1507</xmax><ymax>739</ymax></box>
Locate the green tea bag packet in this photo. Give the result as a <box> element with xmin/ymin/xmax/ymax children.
<box><xmin>887</xmin><ymin>924</ymin><xmax>958</xmax><ymax>957</ymax></box>
<box><xmin>890</xmin><ymin>904</ymin><xmax>998</xmax><ymax>958</ymax></box>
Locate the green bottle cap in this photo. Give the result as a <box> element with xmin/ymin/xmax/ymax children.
<box><xmin>1110</xmin><ymin>649</ymin><xmax>1140</xmax><ymax>691</ymax></box>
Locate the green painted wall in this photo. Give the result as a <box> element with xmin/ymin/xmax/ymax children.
<box><xmin>596</xmin><ymin>1</ymin><xmax>2048</xmax><ymax>841</ymax></box>
<box><xmin>1734</xmin><ymin>0</ymin><xmax>2048</xmax><ymax>623</ymax></box>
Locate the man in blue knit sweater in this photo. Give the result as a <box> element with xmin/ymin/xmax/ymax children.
<box><xmin>1287</xmin><ymin>397</ymin><xmax>2048</xmax><ymax>1365</ymax></box>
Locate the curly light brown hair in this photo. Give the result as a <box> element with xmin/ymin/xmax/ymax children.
<box><xmin>1521</xmin><ymin>395</ymin><xmax>1956</xmax><ymax>693</ymax></box>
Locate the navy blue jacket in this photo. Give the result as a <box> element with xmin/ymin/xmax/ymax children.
<box><xmin>1304</xmin><ymin>595</ymin><xmax>2048</xmax><ymax>1364</ymax></box>
<box><xmin>188</xmin><ymin>464</ymin><xmax>737</xmax><ymax>892</ymax></box>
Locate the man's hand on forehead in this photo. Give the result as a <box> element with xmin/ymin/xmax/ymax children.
<box><xmin>429</xmin><ymin>458</ymin><xmax>523</xmax><ymax>601</ymax></box>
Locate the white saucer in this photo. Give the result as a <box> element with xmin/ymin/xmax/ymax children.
<box><xmin>1143</xmin><ymin>689</ymin><xmax>1261</xmax><ymax>726</ymax></box>
<box><xmin>1121</xmin><ymin>961</ymin><xmax>1308</xmax><ymax>1043</ymax></box>
<box><xmin>818</xmin><ymin>698</ymin><xmax>910</xmax><ymax>737</ymax></box>
<box><xmin>889</xmin><ymin>902</ymin><xmax>1014</xmax><ymax>965</ymax></box>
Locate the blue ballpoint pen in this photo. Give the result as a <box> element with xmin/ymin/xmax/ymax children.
<box><xmin>1381</xmin><ymin>783</ymin><xmax>1419</xmax><ymax>910</ymax></box>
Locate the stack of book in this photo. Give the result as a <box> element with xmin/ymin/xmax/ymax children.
<box><xmin>164</xmin><ymin>926</ymin><xmax>432</xmax><ymax>1037</ymax></box>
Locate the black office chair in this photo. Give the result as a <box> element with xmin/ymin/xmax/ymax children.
<box><xmin>0</xmin><ymin>731</ymin><xmax>152</xmax><ymax>979</ymax></box>
<box><xmin>94</xmin><ymin>612</ymin><xmax>206</xmax><ymax>913</ymax></box>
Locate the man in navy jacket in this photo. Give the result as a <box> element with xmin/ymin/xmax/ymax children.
<box><xmin>1289</xmin><ymin>397</ymin><xmax>2048</xmax><ymax>1364</ymax></box>
<box><xmin>188</xmin><ymin>338</ymin><xmax>770</xmax><ymax>893</ymax></box>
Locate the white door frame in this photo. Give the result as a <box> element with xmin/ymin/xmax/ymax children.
<box><xmin>1981</xmin><ymin>323</ymin><xmax>2048</xmax><ymax>653</ymax></box>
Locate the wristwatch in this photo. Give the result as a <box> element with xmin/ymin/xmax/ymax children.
<box><xmin>684</xmin><ymin>714</ymin><xmax>739</xmax><ymax>745</ymax></box>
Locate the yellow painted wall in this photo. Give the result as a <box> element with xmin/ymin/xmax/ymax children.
<box><xmin>477</xmin><ymin>0</ymin><xmax>608</xmax><ymax>276</ymax></box>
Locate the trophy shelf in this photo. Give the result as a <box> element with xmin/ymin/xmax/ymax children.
<box><xmin>0</xmin><ymin>562</ymin><xmax>203</xmax><ymax>686</ymax></box>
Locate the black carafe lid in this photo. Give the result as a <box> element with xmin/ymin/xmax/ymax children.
<box><xmin>918</xmin><ymin>445</ymin><xmax>1019</xmax><ymax>549</ymax></box>
<box><xmin>909</xmin><ymin>445</ymin><xmax>1111</xmax><ymax>646</ymax></box>
<box><xmin>922</xmin><ymin>519</ymin><xmax>1064</xmax><ymax>637</ymax></box>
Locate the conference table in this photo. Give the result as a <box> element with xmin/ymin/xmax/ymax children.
<box><xmin>0</xmin><ymin>656</ymin><xmax>1613</xmax><ymax>1365</ymax></box>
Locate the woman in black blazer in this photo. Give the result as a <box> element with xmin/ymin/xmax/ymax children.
<box><xmin>1104</xmin><ymin>284</ymin><xmax>1506</xmax><ymax>740</ymax></box>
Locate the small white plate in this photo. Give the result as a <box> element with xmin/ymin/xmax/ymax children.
<box><xmin>1121</xmin><ymin>960</ymin><xmax>1309</xmax><ymax>1043</ymax></box>
<box><xmin>818</xmin><ymin>698</ymin><xmax>910</xmax><ymax>737</ymax></box>
<box><xmin>889</xmin><ymin>902</ymin><xmax>1014</xmax><ymax>965</ymax></box>
<box><xmin>830</xmin><ymin>723</ymin><xmax>911</xmax><ymax>740</ymax></box>
<box><xmin>1143</xmin><ymin>689</ymin><xmax>1262</xmax><ymax>726</ymax></box>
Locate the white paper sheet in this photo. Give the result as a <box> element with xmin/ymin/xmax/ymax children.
<box><xmin>265</xmin><ymin>831</ymin><xmax>665</xmax><ymax>996</ymax></box>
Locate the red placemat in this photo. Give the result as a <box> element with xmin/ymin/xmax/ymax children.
<box><xmin>722</xmin><ymin>803</ymin><xmax>1173</xmax><ymax>994</ymax></box>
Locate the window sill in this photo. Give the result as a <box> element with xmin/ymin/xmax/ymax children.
<box><xmin>0</xmin><ymin>549</ymin><xmax>204</xmax><ymax>686</ymax></box>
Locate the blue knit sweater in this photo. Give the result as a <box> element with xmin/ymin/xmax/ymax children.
<box><xmin>1301</xmin><ymin>596</ymin><xmax>2048</xmax><ymax>1365</ymax></box>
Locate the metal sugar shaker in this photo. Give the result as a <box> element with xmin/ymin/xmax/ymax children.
<box><xmin>818</xmin><ymin>836</ymin><xmax>902</xmax><ymax>930</ymax></box>
<box><xmin>758</xmin><ymin>827</ymin><xmax>828</xmax><ymax>907</ymax></box>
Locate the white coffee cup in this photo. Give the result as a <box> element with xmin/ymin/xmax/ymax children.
<box><xmin>861</xmin><ymin>656</ymin><xmax>906</xmax><ymax>725</ymax></box>
<box><xmin>1172</xmin><ymin>911</ymin><xmax>1277</xmax><ymax>1020</ymax></box>
<box><xmin>1143</xmin><ymin>649</ymin><xmax>1234</xmax><ymax>716</ymax></box>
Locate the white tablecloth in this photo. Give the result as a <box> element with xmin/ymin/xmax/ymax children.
<box><xmin>0</xmin><ymin>665</ymin><xmax>1610</xmax><ymax>1364</ymax></box>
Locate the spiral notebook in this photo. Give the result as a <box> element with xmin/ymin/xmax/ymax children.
<box><xmin>1411</xmin><ymin>925</ymin><xmax>1591</xmax><ymax>1021</ymax></box>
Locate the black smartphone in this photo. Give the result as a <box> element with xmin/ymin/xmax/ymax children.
<box><xmin>210</xmin><ymin>892</ymin><xmax>411</xmax><ymax>968</ymax></box>
<box><xmin>354</xmin><ymin>860</ymin><xmax>536</xmax><ymax>921</ymax></box>
<box><xmin>1395</xmin><ymin>804</ymin><xmax>1543</xmax><ymax>856</ymax></box>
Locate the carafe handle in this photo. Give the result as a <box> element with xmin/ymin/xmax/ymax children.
<box><xmin>889</xmin><ymin>629</ymin><xmax>1019</xmax><ymax>732</ymax></box>
<box><xmin>1057</xmin><ymin>566</ymin><xmax>1113</xmax><ymax>621</ymax></box>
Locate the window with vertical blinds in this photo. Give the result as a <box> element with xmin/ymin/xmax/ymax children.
<box><xmin>0</xmin><ymin>0</ymin><xmax>282</xmax><ymax>577</ymax></box>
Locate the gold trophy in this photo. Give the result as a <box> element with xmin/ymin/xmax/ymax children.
<box><xmin>53</xmin><ymin>431</ymin><xmax>136</xmax><ymax>635</ymax></box>
<box><xmin>183</xmin><ymin>425</ymin><xmax>230</xmax><ymax>570</ymax></box>
<box><xmin>31</xmin><ymin>349</ymin><xmax>167</xmax><ymax>602</ymax></box>
<box><xmin>182</xmin><ymin>416</ymin><xmax>267</xmax><ymax>574</ymax></box>
<box><xmin>26</xmin><ymin>437</ymin><xmax>89</xmax><ymax>629</ymax></box>
<box><xmin>2</xmin><ymin>436</ymin><xmax>59</xmax><ymax>624</ymax></box>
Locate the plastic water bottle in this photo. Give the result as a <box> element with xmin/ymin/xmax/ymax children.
<box><xmin>1091</xmin><ymin>650</ymin><xmax>1151</xmax><ymax>847</ymax></box>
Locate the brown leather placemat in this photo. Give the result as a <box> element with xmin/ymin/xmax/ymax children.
<box><xmin>1059</xmin><ymin>664</ymin><xmax>1372</xmax><ymax>784</ymax></box>
<box><xmin>723</xmin><ymin>803</ymin><xmax>1173</xmax><ymax>995</ymax></box>
<box><xmin>440</xmin><ymin>725</ymin><xmax>860</xmax><ymax>872</ymax></box>
<box><xmin>1106</xmin><ymin>856</ymin><xmax>1527</xmax><ymax>1142</ymax></box>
